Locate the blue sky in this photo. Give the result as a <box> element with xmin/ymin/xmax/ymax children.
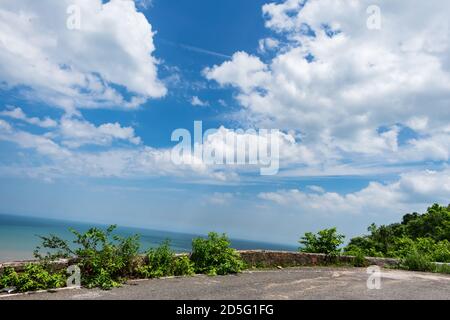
<box><xmin>0</xmin><ymin>0</ymin><xmax>449</xmax><ymax>245</ymax></box>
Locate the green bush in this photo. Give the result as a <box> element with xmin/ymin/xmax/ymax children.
<box><xmin>431</xmin><ymin>240</ymin><xmax>450</xmax><ymax>262</ymax></box>
<box><xmin>350</xmin><ymin>249</ymin><xmax>368</xmax><ymax>267</ymax></box>
<box><xmin>190</xmin><ymin>232</ymin><xmax>245</xmax><ymax>276</ymax></box>
<box><xmin>0</xmin><ymin>264</ymin><xmax>66</xmax><ymax>293</ymax></box>
<box><xmin>299</xmin><ymin>228</ymin><xmax>345</xmax><ymax>256</ymax></box>
<box><xmin>34</xmin><ymin>225</ymin><xmax>140</xmax><ymax>290</ymax></box>
<box><xmin>344</xmin><ymin>236</ymin><xmax>385</xmax><ymax>258</ymax></box>
<box><xmin>173</xmin><ymin>256</ymin><xmax>195</xmax><ymax>277</ymax></box>
<box><xmin>138</xmin><ymin>241</ymin><xmax>195</xmax><ymax>278</ymax></box>
<box><xmin>386</xmin><ymin>236</ymin><xmax>416</xmax><ymax>259</ymax></box>
<box><xmin>401</xmin><ymin>250</ymin><xmax>434</xmax><ymax>272</ymax></box>
<box><xmin>349</xmin><ymin>235</ymin><xmax>450</xmax><ymax>264</ymax></box>
<box><xmin>138</xmin><ymin>240</ymin><xmax>176</xmax><ymax>278</ymax></box>
<box><xmin>401</xmin><ymin>251</ymin><xmax>450</xmax><ymax>274</ymax></box>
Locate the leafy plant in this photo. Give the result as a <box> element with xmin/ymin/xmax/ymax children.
<box><xmin>138</xmin><ymin>240</ymin><xmax>176</xmax><ymax>278</ymax></box>
<box><xmin>351</xmin><ymin>249</ymin><xmax>369</xmax><ymax>267</ymax></box>
<box><xmin>0</xmin><ymin>264</ymin><xmax>66</xmax><ymax>293</ymax></box>
<box><xmin>34</xmin><ymin>225</ymin><xmax>140</xmax><ymax>290</ymax></box>
<box><xmin>401</xmin><ymin>250</ymin><xmax>434</xmax><ymax>272</ymax></box>
<box><xmin>137</xmin><ymin>241</ymin><xmax>195</xmax><ymax>278</ymax></box>
<box><xmin>173</xmin><ymin>255</ymin><xmax>195</xmax><ymax>277</ymax></box>
<box><xmin>190</xmin><ymin>232</ymin><xmax>244</xmax><ymax>275</ymax></box>
<box><xmin>299</xmin><ymin>228</ymin><xmax>345</xmax><ymax>256</ymax></box>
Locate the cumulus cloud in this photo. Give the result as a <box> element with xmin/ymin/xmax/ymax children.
<box><xmin>258</xmin><ymin>37</ymin><xmax>280</xmax><ymax>53</ymax></box>
<box><xmin>0</xmin><ymin>119</ymin><xmax>240</xmax><ymax>182</ymax></box>
<box><xmin>204</xmin><ymin>52</ymin><xmax>270</xmax><ymax>93</ymax></box>
<box><xmin>0</xmin><ymin>120</ymin><xmax>70</xmax><ymax>158</ymax></box>
<box><xmin>57</xmin><ymin>117</ymin><xmax>141</xmax><ymax>148</ymax></box>
<box><xmin>0</xmin><ymin>106</ymin><xmax>57</xmax><ymax>128</ymax></box>
<box><xmin>202</xmin><ymin>126</ymin><xmax>319</xmax><ymax>168</ymax></box>
<box><xmin>0</xmin><ymin>0</ymin><xmax>166</xmax><ymax>112</ymax></box>
<box><xmin>204</xmin><ymin>0</ymin><xmax>450</xmax><ymax>173</ymax></box>
<box><xmin>259</xmin><ymin>169</ymin><xmax>450</xmax><ymax>216</ymax></box>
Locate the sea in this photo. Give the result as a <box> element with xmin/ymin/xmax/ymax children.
<box><xmin>0</xmin><ymin>213</ymin><xmax>297</xmax><ymax>262</ymax></box>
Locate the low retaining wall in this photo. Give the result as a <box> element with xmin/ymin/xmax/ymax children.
<box><xmin>0</xmin><ymin>258</ymin><xmax>77</xmax><ymax>274</ymax></box>
<box><xmin>239</xmin><ymin>250</ymin><xmax>399</xmax><ymax>268</ymax></box>
<box><xmin>0</xmin><ymin>250</ymin><xmax>399</xmax><ymax>275</ymax></box>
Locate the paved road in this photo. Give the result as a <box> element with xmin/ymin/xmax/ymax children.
<box><xmin>1</xmin><ymin>267</ymin><xmax>450</xmax><ymax>300</ymax></box>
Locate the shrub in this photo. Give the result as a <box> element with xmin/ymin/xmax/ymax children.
<box><xmin>344</xmin><ymin>236</ymin><xmax>385</xmax><ymax>258</ymax></box>
<box><xmin>299</xmin><ymin>228</ymin><xmax>345</xmax><ymax>256</ymax></box>
<box><xmin>138</xmin><ymin>241</ymin><xmax>195</xmax><ymax>278</ymax></box>
<box><xmin>383</xmin><ymin>237</ymin><xmax>450</xmax><ymax>263</ymax></box>
<box><xmin>0</xmin><ymin>264</ymin><xmax>66</xmax><ymax>293</ymax></box>
<box><xmin>431</xmin><ymin>240</ymin><xmax>450</xmax><ymax>262</ymax></box>
<box><xmin>351</xmin><ymin>249</ymin><xmax>369</xmax><ymax>267</ymax></box>
<box><xmin>401</xmin><ymin>250</ymin><xmax>434</xmax><ymax>272</ymax></box>
<box><xmin>34</xmin><ymin>225</ymin><xmax>140</xmax><ymax>290</ymax></box>
<box><xmin>173</xmin><ymin>256</ymin><xmax>195</xmax><ymax>277</ymax></box>
<box><xmin>190</xmin><ymin>232</ymin><xmax>245</xmax><ymax>276</ymax></box>
<box><xmin>138</xmin><ymin>240</ymin><xmax>176</xmax><ymax>278</ymax></box>
<box><xmin>387</xmin><ymin>236</ymin><xmax>416</xmax><ymax>259</ymax></box>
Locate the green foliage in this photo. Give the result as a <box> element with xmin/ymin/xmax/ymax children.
<box><xmin>34</xmin><ymin>225</ymin><xmax>140</xmax><ymax>290</ymax></box>
<box><xmin>401</xmin><ymin>250</ymin><xmax>434</xmax><ymax>272</ymax></box>
<box><xmin>403</xmin><ymin>204</ymin><xmax>450</xmax><ymax>241</ymax></box>
<box><xmin>399</xmin><ymin>251</ymin><xmax>450</xmax><ymax>274</ymax></box>
<box><xmin>350</xmin><ymin>249</ymin><xmax>369</xmax><ymax>267</ymax></box>
<box><xmin>173</xmin><ymin>256</ymin><xmax>195</xmax><ymax>277</ymax></box>
<box><xmin>138</xmin><ymin>240</ymin><xmax>175</xmax><ymax>278</ymax></box>
<box><xmin>31</xmin><ymin>227</ymin><xmax>242</xmax><ymax>291</ymax></box>
<box><xmin>190</xmin><ymin>232</ymin><xmax>245</xmax><ymax>276</ymax></box>
<box><xmin>431</xmin><ymin>240</ymin><xmax>450</xmax><ymax>262</ymax></box>
<box><xmin>344</xmin><ymin>204</ymin><xmax>450</xmax><ymax>263</ymax></box>
<box><xmin>137</xmin><ymin>241</ymin><xmax>195</xmax><ymax>278</ymax></box>
<box><xmin>0</xmin><ymin>264</ymin><xmax>66</xmax><ymax>293</ymax></box>
<box><xmin>299</xmin><ymin>228</ymin><xmax>345</xmax><ymax>256</ymax></box>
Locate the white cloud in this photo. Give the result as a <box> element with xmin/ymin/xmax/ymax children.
<box><xmin>204</xmin><ymin>0</ymin><xmax>450</xmax><ymax>173</ymax></box>
<box><xmin>258</xmin><ymin>37</ymin><xmax>280</xmax><ymax>53</ymax></box>
<box><xmin>0</xmin><ymin>119</ymin><xmax>240</xmax><ymax>182</ymax></box>
<box><xmin>0</xmin><ymin>121</ymin><xmax>70</xmax><ymax>158</ymax></box>
<box><xmin>190</xmin><ymin>96</ymin><xmax>209</xmax><ymax>107</ymax></box>
<box><xmin>307</xmin><ymin>185</ymin><xmax>325</xmax><ymax>194</ymax></box>
<box><xmin>134</xmin><ymin>0</ymin><xmax>153</xmax><ymax>9</ymax></box>
<box><xmin>0</xmin><ymin>119</ymin><xmax>13</xmax><ymax>132</ymax></box>
<box><xmin>58</xmin><ymin>117</ymin><xmax>141</xmax><ymax>148</ymax></box>
<box><xmin>200</xmin><ymin>126</ymin><xmax>319</xmax><ymax>170</ymax></box>
<box><xmin>0</xmin><ymin>106</ymin><xmax>57</xmax><ymax>128</ymax></box>
<box><xmin>207</xmin><ymin>192</ymin><xmax>234</xmax><ymax>205</ymax></box>
<box><xmin>204</xmin><ymin>51</ymin><xmax>270</xmax><ymax>93</ymax></box>
<box><xmin>0</xmin><ymin>0</ymin><xmax>166</xmax><ymax>112</ymax></box>
<box><xmin>259</xmin><ymin>169</ymin><xmax>450</xmax><ymax>216</ymax></box>
<box><xmin>218</xmin><ymin>99</ymin><xmax>227</xmax><ymax>107</ymax></box>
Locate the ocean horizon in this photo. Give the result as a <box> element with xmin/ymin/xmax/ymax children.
<box><xmin>0</xmin><ymin>213</ymin><xmax>297</xmax><ymax>263</ymax></box>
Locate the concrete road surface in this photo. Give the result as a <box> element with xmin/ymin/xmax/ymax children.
<box><xmin>1</xmin><ymin>267</ymin><xmax>449</xmax><ymax>300</ymax></box>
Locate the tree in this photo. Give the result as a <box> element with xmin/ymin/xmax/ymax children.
<box><xmin>344</xmin><ymin>203</ymin><xmax>450</xmax><ymax>262</ymax></box>
<box><xmin>298</xmin><ymin>228</ymin><xmax>345</xmax><ymax>256</ymax></box>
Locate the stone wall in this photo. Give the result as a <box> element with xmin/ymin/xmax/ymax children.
<box><xmin>0</xmin><ymin>258</ymin><xmax>77</xmax><ymax>274</ymax></box>
<box><xmin>0</xmin><ymin>250</ymin><xmax>400</xmax><ymax>275</ymax></box>
<box><xmin>238</xmin><ymin>250</ymin><xmax>399</xmax><ymax>268</ymax></box>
